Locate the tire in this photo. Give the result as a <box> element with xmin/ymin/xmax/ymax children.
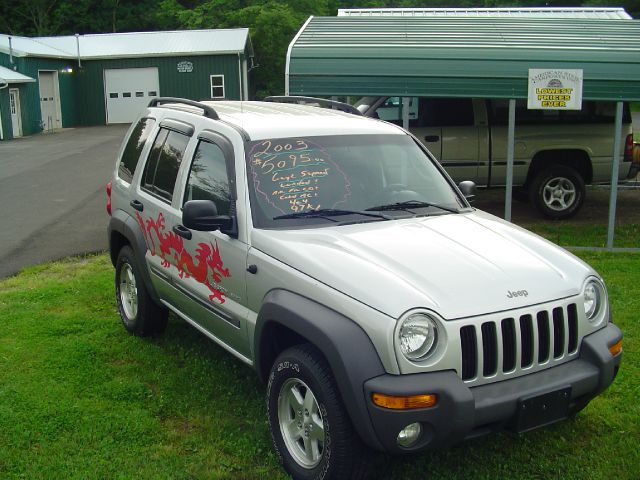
<box><xmin>115</xmin><ymin>245</ymin><xmax>168</xmax><ymax>336</ymax></box>
<box><xmin>528</xmin><ymin>165</ymin><xmax>585</xmax><ymax>219</ymax></box>
<box><xmin>267</xmin><ymin>344</ymin><xmax>370</xmax><ymax>480</ymax></box>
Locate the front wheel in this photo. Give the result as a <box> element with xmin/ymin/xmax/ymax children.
<box><xmin>528</xmin><ymin>165</ymin><xmax>585</xmax><ymax>219</ymax></box>
<box><xmin>267</xmin><ymin>345</ymin><xmax>369</xmax><ymax>480</ymax></box>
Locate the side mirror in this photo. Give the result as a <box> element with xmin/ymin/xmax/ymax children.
<box><xmin>182</xmin><ymin>200</ymin><xmax>236</xmax><ymax>236</ymax></box>
<box><xmin>458</xmin><ymin>180</ymin><xmax>476</xmax><ymax>200</ymax></box>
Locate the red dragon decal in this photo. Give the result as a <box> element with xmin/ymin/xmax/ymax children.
<box><xmin>136</xmin><ymin>212</ymin><xmax>230</xmax><ymax>304</ymax></box>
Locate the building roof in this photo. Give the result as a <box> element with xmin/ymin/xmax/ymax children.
<box><xmin>0</xmin><ymin>65</ymin><xmax>36</xmax><ymax>84</ymax></box>
<box><xmin>0</xmin><ymin>29</ymin><xmax>251</xmax><ymax>60</ymax></box>
<box><xmin>287</xmin><ymin>16</ymin><xmax>640</xmax><ymax>101</ymax></box>
<box><xmin>337</xmin><ymin>7</ymin><xmax>633</xmax><ymax>20</ymax></box>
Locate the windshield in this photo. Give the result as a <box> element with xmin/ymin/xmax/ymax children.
<box><xmin>245</xmin><ymin>134</ymin><xmax>465</xmax><ymax>229</ymax></box>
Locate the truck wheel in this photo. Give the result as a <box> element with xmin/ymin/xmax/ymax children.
<box><xmin>267</xmin><ymin>344</ymin><xmax>369</xmax><ymax>480</ymax></box>
<box><xmin>115</xmin><ymin>245</ymin><xmax>168</xmax><ymax>336</ymax></box>
<box><xmin>529</xmin><ymin>165</ymin><xmax>585</xmax><ymax>219</ymax></box>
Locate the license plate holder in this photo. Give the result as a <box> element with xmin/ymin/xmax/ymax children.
<box><xmin>514</xmin><ymin>386</ymin><xmax>571</xmax><ymax>433</ymax></box>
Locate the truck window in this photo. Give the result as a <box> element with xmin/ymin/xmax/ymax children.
<box><xmin>373</xmin><ymin>97</ymin><xmax>474</xmax><ymax>128</ymax></box>
<box><xmin>489</xmin><ymin>99</ymin><xmax>631</xmax><ymax>125</ymax></box>
<box><xmin>416</xmin><ymin>98</ymin><xmax>474</xmax><ymax>127</ymax></box>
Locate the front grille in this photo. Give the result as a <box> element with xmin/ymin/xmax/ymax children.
<box><xmin>459</xmin><ymin>302</ymin><xmax>580</xmax><ymax>384</ymax></box>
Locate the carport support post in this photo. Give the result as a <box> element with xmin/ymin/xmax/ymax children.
<box><xmin>402</xmin><ymin>97</ymin><xmax>410</xmax><ymax>130</ymax></box>
<box><xmin>505</xmin><ymin>99</ymin><xmax>516</xmax><ymax>221</ymax></box>
<box><xmin>606</xmin><ymin>101</ymin><xmax>624</xmax><ymax>249</ymax></box>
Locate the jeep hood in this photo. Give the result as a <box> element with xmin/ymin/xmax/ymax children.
<box><xmin>250</xmin><ymin>211</ymin><xmax>593</xmax><ymax>320</ymax></box>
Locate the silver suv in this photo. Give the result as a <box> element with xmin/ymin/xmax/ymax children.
<box><xmin>107</xmin><ymin>97</ymin><xmax>622</xmax><ymax>480</ymax></box>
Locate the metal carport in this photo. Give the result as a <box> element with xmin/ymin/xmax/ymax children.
<box><xmin>285</xmin><ymin>14</ymin><xmax>640</xmax><ymax>248</ymax></box>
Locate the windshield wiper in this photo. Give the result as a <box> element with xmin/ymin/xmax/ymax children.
<box><xmin>365</xmin><ymin>200</ymin><xmax>459</xmax><ymax>214</ymax></box>
<box><xmin>273</xmin><ymin>208</ymin><xmax>392</xmax><ymax>221</ymax></box>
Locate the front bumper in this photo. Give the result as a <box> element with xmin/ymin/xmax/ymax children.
<box><xmin>363</xmin><ymin>323</ymin><xmax>622</xmax><ymax>454</ymax></box>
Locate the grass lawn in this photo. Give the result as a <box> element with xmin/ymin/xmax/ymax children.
<box><xmin>0</xmin><ymin>250</ymin><xmax>638</xmax><ymax>479</ymax></box>
<box><xmin>525</xmin><ymin>222</ymin><xmax>640</xmax><ymax>249</ymax></box>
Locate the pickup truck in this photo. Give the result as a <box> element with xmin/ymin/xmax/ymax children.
<box><xmin>357</xmin><ymin>97</ymin><xmax>635</xmax><ymax>219</ymax></box>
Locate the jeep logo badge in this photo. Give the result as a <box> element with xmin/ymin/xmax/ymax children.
<box><xmin>507</xmin><ymin>289</ymin><xmax>529</xmax><ymax>299</ymax></box>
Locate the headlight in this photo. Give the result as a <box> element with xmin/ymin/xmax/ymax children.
<box><xmin>398</xmin><ymin>314</ymin><xmax>439</xmax><ymax>361</ymax></box>
<box><xmin>583</xmin><ymin>279</ymin><xmax>605</xmax><ymax>323</ymax></box>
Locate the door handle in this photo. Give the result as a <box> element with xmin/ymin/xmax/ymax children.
<box><xmin>424</xmin><ymin>135</ymin><xmax>440</xmax><ymax>142</ymax></box>
<box><xmin>172</xmin><ymin>225</ymin><xmax>192</xmax><ymax>240</ymax></box>
<box><xmin>130</xmin><ymin>199</ymin><xmax>144</xmax><ymax>212</ymax></box>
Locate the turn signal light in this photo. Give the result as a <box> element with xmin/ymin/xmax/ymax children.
<box><xmin>609</xmin><ymin>340</ymin><xmax>622</xmax><ymax>356</ymax></box>
<box><xmin>372</xmin><ymin>392</ymin><xmax>437</xmax><ymax>410</ymax></box>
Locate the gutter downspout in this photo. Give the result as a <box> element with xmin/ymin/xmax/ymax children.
<box><xmin>8</xmin><ymin>36</ymin><xmax>14</xmax><ymax>67</ymax></box>
<box><xmin>75</xmin><ymin>34</ymin><xmax>82</xmax><ymax>68</ymax></box>
<box><xmin>0</xmin><ymin>79</ymin><xmax>7</xmax><ymax>140</ymax></box>
<box><xmin>237</xmin><ymin>52</ymin><xmax>243</xmax><ymax>100</ymax></box>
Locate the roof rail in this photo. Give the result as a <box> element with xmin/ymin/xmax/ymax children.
<box><xmin>148</xmin><ymin>97</ymin><xmax>219</xmax><ymax>120</ymax></box>
<box><xmin>264</xmin><ymin>96</ymin><xmax>362</xmax><ymax>116</ymax></box>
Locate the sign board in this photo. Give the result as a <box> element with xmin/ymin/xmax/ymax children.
<box><xmin>527</xmin><ymin>69</ymin><xmax>583</xmax><ymax>110</ymax></box>
<box><xmin>177</xmin><ymin>61</ymin><xmax>194</xmax><ymax>73</ymax></box>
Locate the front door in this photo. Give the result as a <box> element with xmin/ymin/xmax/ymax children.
<box><xmin>9</xmin><ymin>88</ymin><xmax>22</xmax><ymax>137</ymax></box>
<box><xmin>169</xmin><ymin>132</ymin><xmax>250</xmax><ymax>358</ymax></box>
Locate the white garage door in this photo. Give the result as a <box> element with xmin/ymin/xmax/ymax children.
<box><xmin>104</xmin><ymin>68</ymin><xmax>160</xmax><ymax>124</ymax></box>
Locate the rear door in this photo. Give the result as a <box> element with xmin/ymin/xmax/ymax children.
<box><xmin>135</xmin><ymin>119</ymin><xmax>193</xmax><ymax>303</ymax></box>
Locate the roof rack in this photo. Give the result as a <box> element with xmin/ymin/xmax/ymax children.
<box><xmin>148</xmin><ymin>97</ymin><xmax>219</xmax><ymax>120</ymax></box>
<box><xmin>264</xmin><ymin>96</ymin><xmax>362</xmax><ymax>116</ymax></box>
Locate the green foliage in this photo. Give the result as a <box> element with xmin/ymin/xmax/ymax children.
<box><xmin>1</xmin><ymin>0</ymin><xmax>639</xmax><ymax>95</ymax></box>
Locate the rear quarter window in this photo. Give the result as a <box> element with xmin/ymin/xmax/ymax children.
<box><xmin>118</xmin><ymin>118</ymin><xmax>156</xmax><ymax>183</ymax></box>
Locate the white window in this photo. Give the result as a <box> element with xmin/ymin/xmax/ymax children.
<box><xmin>210</xmin><ymin>75</ymin><xmax>225</xmax><ymax>98</ymax></box>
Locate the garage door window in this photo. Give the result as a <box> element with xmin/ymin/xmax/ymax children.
<box><xmin>142</xmin><ymin>128</ymin><xmax>190</xmax><ymax>203</ymax></box>
<box><xmin>118</xmin><ymin>118</ymin><xmax>156</xmax><ymax>183</ymax></box>
<box><xmin>210</xmin><ymin>75</ymin><xmax>225</xmax><ymax>99</ymax></box>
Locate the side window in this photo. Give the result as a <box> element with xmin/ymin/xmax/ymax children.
<box><xmin>210</xmin><ymin>75</ymin><xmax>225</xmax><ymax>98</ymax></box>
<box><xmin>118</xmin><ymin>118</ymin><xmax>156</xmax><ymax>183</ymax></box>
<box><xmin>374</xmin><ymin>97</ymin><xmax>418</xmax><ymax>125</ymax></box>
<box><xmin>141</xmin><ymin>128</ymin><xmax>190</xmax><ymax>203</ymax></box>
<box><xmin>412</xmin><ymin>98</ymin><xmax>474</xmax><ymax>127</ymax></box>
<box><xmin>184</xmin><ymin>140</ymin><xmax>231</xmax><ymax>215</ymax></box>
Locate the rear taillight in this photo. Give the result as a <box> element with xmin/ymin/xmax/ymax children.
<box><xmin>624</xmin><ymin>134</ymin><xmax>633</xmax><ymax>162</ymax></box>
<box><xmin>106</xmin><ymin>181</ymin><xmax>112</xmax><ymax>216</ymax></box>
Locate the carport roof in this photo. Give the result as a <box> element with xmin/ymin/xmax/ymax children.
<box><xmin>0</xmin><ymin>65</ymin><xmax>35</xmax><ymax>83</ymax></box>
<box><xmin>0</xmin><ymin>29</ymin><xmax>251</xmax><ymax>60</ymax></box>
<box><xmin>286</xmin><ymin>16</ymin><xmax>640</xmax><ymax>101</ymax></box>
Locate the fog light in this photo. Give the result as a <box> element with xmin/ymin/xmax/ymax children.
<box><xmin>397</xmin><ymin>423</ymin><xmax>422</xmax><ymax>448</ymax></box>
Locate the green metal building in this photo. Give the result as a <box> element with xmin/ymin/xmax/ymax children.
<box><xmin>0</xmin><ymin>29</ymin><xmax>253</xmax><ymax>140</ymax></box>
